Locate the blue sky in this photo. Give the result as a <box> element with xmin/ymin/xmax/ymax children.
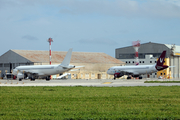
<box><xmin>0</xmin><ymin>0</ymin><xmax>180</xmax><ymax>57</ymax></box>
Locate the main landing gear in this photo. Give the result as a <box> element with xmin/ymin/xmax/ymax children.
<box><xmin>46</xmin><ymin>76</ymin><xmax>50</xmax><ymax>81</ymax></box>
<box><xmin>127</xmin><ymin>76</ymin><xmax>143</xmax><ymax>80</ymax></box>
<box><xmin>29</xmin><ymin>77</ymin><xmax>35</xmax><ymax>81</ymax></box>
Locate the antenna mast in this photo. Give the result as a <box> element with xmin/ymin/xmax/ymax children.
<box><xmin>132</xmin><ymin>40</ymin><xmax>140</xmax><ymax>65</ymax></box>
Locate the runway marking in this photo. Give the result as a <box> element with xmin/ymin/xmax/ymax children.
<box><xmin>102</xmin><ymin>82</ymin><xmax>112</xmax><ymax>84</ymax></box>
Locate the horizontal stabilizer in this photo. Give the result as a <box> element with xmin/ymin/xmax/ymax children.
<box><xmin>70</xmin><ymin>69</ymin><xmax>79</xmax><ymax>71</ymax></box>
<box><xmin>75</xmin><ymin>66</ymin><xmax>84</xmax><ymax>68</ymax></box>
<box><xmin>169</xmin><ymin>66</ymin><xmax>175</xmax><ymax>68</ymax></box>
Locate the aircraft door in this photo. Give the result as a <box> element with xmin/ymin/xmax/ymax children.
<box><xmin>98</xmin><ymin>74</ymin><xmax>101</xmax><ymax>79</ymax></box>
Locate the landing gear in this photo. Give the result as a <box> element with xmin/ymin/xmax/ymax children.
<box><xmin>127</xmin><ymin>76</ymin><xmax>131</xmax><ymax>79</ymax></box>
<box><xmin>46</xmin><ymin>76</ymin><xmax>50</xmax><ymax>81</ymax></box>
<box><xmin>30</xmin><ymin>77</ymin><xmax>35</xmax><ymax>81</ymax></box>
<box><xmin>113</xmin><ymin>74</ymin><xmax>117</xmax><ymax>80</ymax></box>
<box><xmin>113</xmin><ymin>73</ymin><xmax>124</xmax><ymax>80</ymax></box>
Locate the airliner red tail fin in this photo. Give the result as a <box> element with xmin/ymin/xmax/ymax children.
<box><xmin>155</xmin><ymin>51</ymin><xmax>168</xmax><ymax>71</ymax></box>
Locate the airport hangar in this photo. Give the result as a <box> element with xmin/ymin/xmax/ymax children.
<box><xmin>0</xmin><ymin>50</ymin><xmax>125</xmax><ymax>79</ymax></box>
<box><xmin>116</xmin><ymin>42</ymin><xmax>180</xmax><ymax>79</ymax></box>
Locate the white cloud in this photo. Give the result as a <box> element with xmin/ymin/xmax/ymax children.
<box><xmin>22</xmin><ymin>35</ymin><xmax>38</xmax><ymax>41</ymax></box>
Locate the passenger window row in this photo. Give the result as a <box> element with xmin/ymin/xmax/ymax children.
<box><xmin>125</xmin><ymin>61</ymin><xmax>157</xmax><ymax>64</ymax></box>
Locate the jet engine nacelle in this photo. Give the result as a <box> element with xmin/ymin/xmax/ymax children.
<box><xmin>114</xmin><ymin>72</ymin><xmax>124</xmax><ymax>78</ymax></box>
<box><xmin>131</xmin><ymin>75</ymin><xmax>143</xmax><ymax>79</ymax></box>
<box><xmin>17</xmin><ymin>73</ymin><xmax>24</xmax><ymax>79</ymax></box>
<box><xmin>132</xmin><ymin>75</ymin><xmax>140</xmax><ymax>78</ymax></box>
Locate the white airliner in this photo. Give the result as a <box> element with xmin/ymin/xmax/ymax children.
<box><xmin>12</xmin><ymin>48</ymin><xmax>78</xmax><ymax>81</ymax></box>
<box><xmin>107</xmin><ymin>51</ymin><xmax>168</xmax><ymax>79</ymax></box>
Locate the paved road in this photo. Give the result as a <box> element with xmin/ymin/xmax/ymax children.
<box><xmin>0</xmin><ymin>79</ymin><xmax>180</xmax><ymax>87</ymax></box>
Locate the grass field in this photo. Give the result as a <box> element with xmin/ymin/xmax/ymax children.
<box><xmin>1</xmin><ymin>86</ymin><xmax>180</xmax><ymax>119</ymax></box>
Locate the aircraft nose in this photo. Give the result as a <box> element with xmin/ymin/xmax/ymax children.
<box><xmin>107</xmin><ymin>69</ymin><xmax>111</xmax><ymax>75</ymax></box>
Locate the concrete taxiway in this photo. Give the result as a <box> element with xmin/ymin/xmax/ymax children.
<box><xmin>0</xmin><ymin>79</ymin><xmax>180</xmax><ymax>87</ymax></box>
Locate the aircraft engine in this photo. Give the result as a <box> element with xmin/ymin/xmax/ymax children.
<box><xmin>17</xmin><ymin>73</ymin><xmax>24</xmax><ymax>79</ymax></box>
<box><xmin>114</xmin><ymin>72</ymin><xmax>124</xmax><ymax>78</ymax></box>
<box><xmin>132</xmin><ymin>75</ymin><xmax>140</xmax><ymax>78</ymax></box>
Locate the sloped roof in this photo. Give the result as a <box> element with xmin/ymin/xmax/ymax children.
<box><xmin>165</xmin><ymin>44</ymin><xmax>180</xmax><ymax>53</ymax></box>
<box><xmin>11</xmin><ymin>50</ymin><xmax>124</xmax><ymax>64</ymax></box>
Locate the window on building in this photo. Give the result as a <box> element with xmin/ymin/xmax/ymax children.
<box><xmin>129</xmin><ymin>61</ymin><xmax>131</xmax><ymax>63</ymax></box>
<box><xmin>140</xmin><ymin>61</ymin><xmax>141</xmax><ymax>63</ymax></box>
<box><xmin>126</xmin><ymin>61</ymin><xmax>128</xmax><ymax>63</ymax></box>
<box><xmin>161</xmin><ymin>73</ymin><xmax>162</xmax><ymax>75</ymax></box>
<box><xmin>150</xmin><ymin>61</ymin><xmax>152</xmax><ymax>63</ymax></box>
<box><xmin>142</xmin><ymin>61</ymin><xmax>144</xmax><ymax>63</ymax></box>
<box><xmin>118</xmin><ymin>52</ymin><xmax>162</xmax><ymax>59</ymax></box>
<box><xmin>133</xmin><ymin>61</ymin><xmax>134</xmax><ymax>63</ymax></box>
<box><xmin>164</xmin><ymin>73</ymin><xmax>166</xmax><ymax>75</ymax></box>
<box><xmin>155</xmin><ymin>61</ymin><xmax>157</xmax><ymax>63</ymax></box>
<box><xmin>4</xmin><ymin>64</ymin><xmax>10</xmax><ymax>67</ymax></box>
<box><xmin>119</xmin><ymin>54</ymin><xmax>135</xmax><ymax>59</ymax></box>
<box><xmin>91</xmin><ymin>73</ymin><xmax>95</xmax><ymax>78</ymax></box>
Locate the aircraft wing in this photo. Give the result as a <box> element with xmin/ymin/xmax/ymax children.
<box><xmin>118</xmin><ymin>70</ymin><xmax>140</xmax><ymax>75</ymax></box>
<box><xmin>18</xmin><ymin>70</ymin><xmax>45</xmax><ymax>76</ymax></box>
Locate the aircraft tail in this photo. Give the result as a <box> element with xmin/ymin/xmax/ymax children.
<box><xmin>155</xmin><ymin>50</ymin><xmax>168</xmax><ymax>71</ymax></box>
<box><xmin>60</xmin><ymin>48</ymin><xmax>73</xmax><ymax>67</ymax></box>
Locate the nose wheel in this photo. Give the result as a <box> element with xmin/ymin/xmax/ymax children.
<box><xmin>113</xmin><ymin>74</ymin><xmax>118</xmax><ymax>80</ymax></box>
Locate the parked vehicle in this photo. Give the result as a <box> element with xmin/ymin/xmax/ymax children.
<box><xmin>4</xmin><ymin>73</ymin><xmax>16</xmax><ymax>79</ymax></box>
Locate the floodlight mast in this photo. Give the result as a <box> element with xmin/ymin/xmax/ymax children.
<box><xmin>132</xmin><ymin>40</ymin><xmax>140</xmax><ymax>65</ymax></box>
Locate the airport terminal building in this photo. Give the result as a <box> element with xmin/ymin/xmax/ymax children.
<box><xmin>0</xmin><ymin>50</ymin><xmax>124</xmax><ymax>79</ymax></box>
<box><xmin>116</xmin><ymin>42</ymin><xmax>180</xmax><ymax>79</ymax></box>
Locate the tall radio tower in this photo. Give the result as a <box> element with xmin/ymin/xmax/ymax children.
<box><xmin>132</xmin><ymin>40</ymin><xmax>140</xmax><ymax>65</ymax></box>
<box><xmin>47</xmin><ymin>38</ymin><xmax>53</xmax><ymax>65</ymax></box>
<box><xmin>47</xmin><ymin>38</ymin><xmax>53</xmax><ymax>80</ymax></box>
